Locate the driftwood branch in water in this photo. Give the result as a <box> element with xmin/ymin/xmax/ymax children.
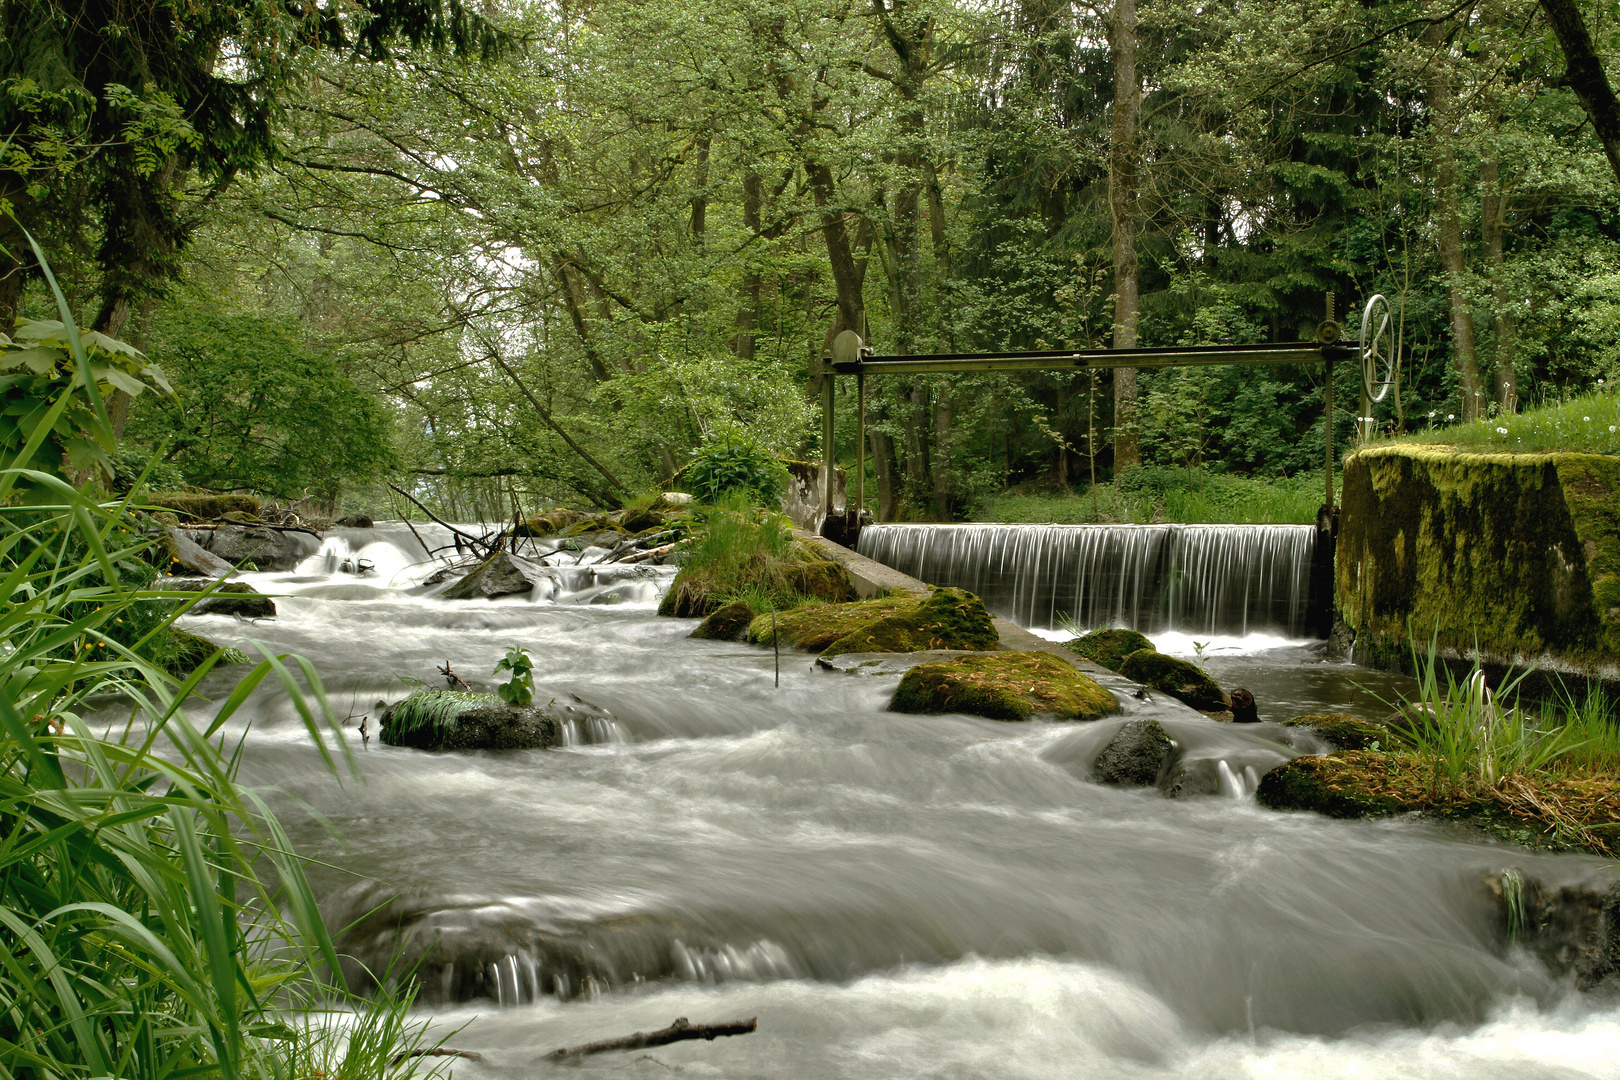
<box><xmin>545</xmin><ymin>1017</ymin><xmax>757</xmax><ymax>1061</ymax></box>
<box><xmin>389</xmin><ymin>1048</ymin><xmax>485</xmax><ymax>1066</ymax></box>
<box><xmin>386</xmin><ymin>483</ymin><xmax>500</xmax><ymax>556</ymax></box>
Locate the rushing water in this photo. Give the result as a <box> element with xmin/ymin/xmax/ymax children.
<box><xmin>162</xmin><ymin>523</ymin><xmax>1620</xmax><ymax>1078</ymax></box>
<box><xmin>857</xmin><ymin>523</ymin><xmax>1317</xmax><ymax>636</ymax></box>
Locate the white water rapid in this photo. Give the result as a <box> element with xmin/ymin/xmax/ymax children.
<box><xmin>155</xmin><ymin>522</ymin><xmax>1619</xmax><ymax>1078</ymax></box>
<box><xmin>857</xmin><ymin>523</ymin><xmax>1317</xmax><ymax>635</ymax></box>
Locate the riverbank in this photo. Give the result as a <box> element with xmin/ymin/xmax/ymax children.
<box><xmin>980</xmin><ymin>468</ymin><xmax>1331</xmax><ymax>525</ymax></box>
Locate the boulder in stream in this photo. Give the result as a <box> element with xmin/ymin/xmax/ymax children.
<box><xmin>1064</xmin><ymin>628</ymin><xmax>1155</xmax><ymax>672</ymax></box>
<box><xmin>751</xmin><ymin>587</ymin><xmax>998</xmax><ymax>658</ymax></box>
<box><xmin>1482</xmin><ymin>869</ymin><xmax>1620</xmax><ymax>990</ymax></box>
<box><xmin>202</xmin><ymin>523</ymin><xmax>318</xmax><ymax>571</ymax></box>
<box><xmin>378</xmin><ymin>689</ymin><xmax>614</xmax><ymax>751</ymax></box>
<box><xmin>1092</xmin><ymin>719</ymin><xmax>1173</xmax><ymax>786</ymax></box>
<box><xmin>157</xmin><ymin>526</ymin><xmax>235</xmax><ymax>578</ymax></box>
<box><xmin>334</xmin><ymin>513</ymin><xmax>374</xmax><ymax>528</ymax></box>
<box><xmin>161</xmin><ymin>578</ymin><xmax>276</xmax><ymax>617</ymax></box>
<box><xmin>1280</xmin><ymin>712</ymin><xmax>1389</xmax><ymax>750</ymax></box>
<box><xmin>1117</xmin><ymin>649</ymin><xmax>1228</xmax><ymax>713</ymax></box>
<box><xmin>889</xmin><ymin>650</ymin><xmax>1121</xmax><ymax>722</ymax></box>
<box><xmin>440</xmin><ymin>550</ymin><xmax>550</xmax><ymax>600</ymax></box>
<box><xmin>691</xmin><ymin>600</ymin><xmax>757</xmax><ymax>641</ymax></box>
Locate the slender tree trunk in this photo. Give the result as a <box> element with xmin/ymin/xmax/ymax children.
<box><xmin>1426</xmin><ymin>23</ymin><xmax>1486</xmax><ymax>422</ymax></box>
<box><xmin>734</xmin><ymin>173</ymin><xmax>763</xmax><ymax>360</ymax></box>
<box><xmin>869</xmin><ymin>424</ymin><xmax>898</xmax><ymax>521</ymax></box>
<box><xmin>1481</xmin><ymin>153</ymin><xmax>1517</xmax><ymax>413</ymax></box>
<box><xmin>932</xmin><ymin>386</ymin><xmax>952</xmax><ymax>517</ymax></box>
<box><xmin>1107</xmin><ymin>0</ymin><xmax>1141</xmax><ymax>469</ymax></box>
<box><xmin>689</xmin><ymin>135</ymin><xmax>710</xmax><ymax>242</ymax></box>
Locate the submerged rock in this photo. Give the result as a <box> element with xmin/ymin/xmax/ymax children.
<box><xmin>334</xmin><ymin>513</ymin><xmax>374</xmax><ymax>528</ymax></box>
<box><xmin>751</xmin><ymin>587</ymin><xmax>999</xmax><ymax>658</ymax></box>
<box><xmin>1280</xmin><ymin>712</ymin><xmax>1389</xmax><ymax>751</ymax></box>
<box><xmin>1092</xmin><ymin>719</ymin><xmax>1173</xmax><ymax>786</ymax></box>
<box><xmin>378</xmin><ymin>689</ymin><xmax>614</xmax><ymax>751</ymax></box>
<box><xmin>1160</xmin><ymin>757</ymin><xmax>1225</xmax><ymax>799</ymax></box>
<box><xmin>691</xmin><ymin>600</ymin><xmax>756</xmax><ymax>641</ymax></box>
<box><xmin>1483</xmin><ymin>870</ymin><xmax>1620</xmax><ymax>990</ymax></box>
<box><xmin>1230</xmin><ymin>688</ymin><xmax>1258</xmax><ymax>723</ymax></box>
<box><xmin>1064</xmin><ymin>628</ymin><xmax>1155</xmax><ymax>672</ymax></box>
<box><xmin>440</xmin><ymin>550</ymin><xmax>550</xmax><ymax>600</ymax></box>
<box><xmin>1117</xmin><ymin>649</ymin><xmax>1228</xmax><ymax>713</ymax></box>
<box><xmin>162</xmin><ymin>579</ymin><xmax>276</xmax><ymax>618</ymax></box>
<box><xmin>889</xmin><ymin>651</ymin><xmax>1121</xmax><ymax>722</ymax></box>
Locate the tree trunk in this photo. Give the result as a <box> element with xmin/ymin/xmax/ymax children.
<box><xmin>1481</xmin><ymin>153</ymin><xmax>1517</xmax><ymax>413</ymax></box>
<box><xmin>734</xmin><ymin>172</ymin><xmax>763</xmax><ymax>360</ymax></box>
<box><xmin>932</xmin><ymin>385</ymin><xmax>952</xmax><ymax>518</ymax></box>
<box><xmin>1107</xmin><ymin>0</ymin><xmax>1141</xmax><ymax>469</ymax></box>
<box><xmin>689</xmin><ymin>135</ymin><xmax>710</xmax><ymax>242</ymax></box>
<box><xmin>1426</xmin><ymin>22</ymin><xmax>1486</xmax><ymax>422</ymax></box>
<box><xmin>868</xmin><ymin>424</ymin><xmax>898</xmax><ymax>521</ymax></box>
<box><xmin>1541</xmin><ymin>0</ymin><xmax>1620</xmax><ymax>185</ymax></box>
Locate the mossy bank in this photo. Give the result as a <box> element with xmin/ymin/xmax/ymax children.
<box><xmin>1338</xmin><ymin>445</ymin><xmax>1620</xmax><ymax>686</ymax></box>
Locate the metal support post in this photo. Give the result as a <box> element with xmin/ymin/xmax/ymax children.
<box><xmin>821</xmin><ymin>371</ymin><xmax>835</xmax><ymax>527</ymax></box>
<box><xmin>1324</xmin><ymin>357</ymin><xmax>1334</xmax><ymax>512</ymax></box>
<box><xmin>856</xmin><ymin>371</ymin><xmax>866</xmax><ymax>524</ymax></box>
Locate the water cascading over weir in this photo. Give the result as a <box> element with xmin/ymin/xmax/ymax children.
<box><xmin>856</xmin><ymin>523</ymin><xmax>1319</xmax><ymax>637</ymax></box>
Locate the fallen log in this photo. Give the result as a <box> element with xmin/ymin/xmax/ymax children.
<box><xmin>389</xmin><ymin>1047</ymin><xmax>485</xmax><ymax>1066</ymax></box>
<box><xmin>618</xmin><ymin>543</ymin><xmax>676</xmax><ymax>565</ymax></box>
<box><xmin>544</xmin><ymin>1016</ymin><xmax>757</xmax><ymax>1061</ymax></box>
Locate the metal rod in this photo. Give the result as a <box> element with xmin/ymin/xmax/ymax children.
<box><xmin>821</xmin><ymin>370</ymin><xmax>835</xmax><ymax>527</ymax></box>
<box><xmin>856</xmin><ymin>370</ymin><xmax>866</xmax><ymax>524</ymax></box>
<box><xmin>832</xmin><ymin>342</ymin><xmax>1348</xmax><ymax>376</ymax></box>
<box><xmin>1324</xmin><ymin>357</ymin><xmax>1335</xmax><ymax>512</ymax></box>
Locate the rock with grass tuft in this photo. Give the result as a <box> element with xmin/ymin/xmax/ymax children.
<box><xmin>889</xmin><ymin>651</ymin><xmax>1120</xmax><ymax>722</ymax></box>
<box><xmin>1280</xmin><ymin>713</ymin><xmax>1389</xmax><ymax>750</ymax></box>
<box><xmin>379</xmin><ymin>689</ymin><xmax>613</xmax><ymax>751</ymax></box>
<box><xmin>1118</xmin><ymin>648</ymin><xmax>1228</xmax><ymax>712</ymax></box>
<box><xmin>1064</xmin><ymin>628</ymin><xmax>1154</xmax><ymax>672</ymax></box>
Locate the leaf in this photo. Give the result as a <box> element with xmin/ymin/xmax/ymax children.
<box><xmin>101</xmin><ymin>367</ymin><xmax>147</xmax><ymax>397</ymax></box>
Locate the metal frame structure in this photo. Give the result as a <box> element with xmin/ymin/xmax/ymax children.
<box><xmin>816</xmin><ymin>336</ymin><xmax>1357</xmax><ymax>528</ymax></box>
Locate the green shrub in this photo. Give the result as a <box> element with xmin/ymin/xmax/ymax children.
<box><xmin>683</xmin><ymin>439</ymin><xmax>790</xmax><ymax>507</ymax></box>
<box><xmin>658</xmin><ymin>496</ymin><xmax>852</xmax><ymax>617</ymax></box>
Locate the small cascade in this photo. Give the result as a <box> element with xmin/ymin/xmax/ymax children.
<box><xmin>857</xmin><ymin>522</ymin><xmax>1317</xmax><ymax>635</ymax></box>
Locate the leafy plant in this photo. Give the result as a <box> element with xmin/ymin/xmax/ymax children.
<box><xmin>682</xmin><ymin>439</ymin><xmax>790</xmax><ymax>508</ymax></box>
<box><xmin>493</xmin><ymin>645</ymin><xmax>535</xmax><ymax>706</ymax></box>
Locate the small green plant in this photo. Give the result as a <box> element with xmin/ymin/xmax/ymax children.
<box><xmin>1192</xmin><ymin>640</ymin><xmax>1210</xmax><ymax>668</ymax></box>
<box><xmin>683</xmin><ymin>438</ymin><xmax>790</xmax><ymax>508</ymax></box>
<box><xmin>494</xmin><ymin>645</ymin><xmax>535</xmax><ymax>706</ymax></box>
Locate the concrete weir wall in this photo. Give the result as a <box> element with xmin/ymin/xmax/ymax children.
<box><xmin>1336</xmin><ymin>445</ymin><xmax>1620</xmax><ymax>684</ymax></box>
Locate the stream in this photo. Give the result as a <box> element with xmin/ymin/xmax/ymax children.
<box><xmin>173</xmin><ymin>523</ymin><xmax>1620</xmax><ymax>1078</ymax></box>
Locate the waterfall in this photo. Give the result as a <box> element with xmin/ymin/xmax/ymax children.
<box><xmin>856</xmin><ymin>523</ymin><xmax>1317</xmax><ymax>636</ymax></box>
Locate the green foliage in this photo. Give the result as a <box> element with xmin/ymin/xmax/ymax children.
<box><xmin>658</xmin><ymin>497</ymin><xmax>851</xmax><ymax>617</ymax></box>
<box><xmin>1397</xmin><ymin>389</ymin><xmax>1620</xmax><ymax>455</ymax></box>
<box><xmin>128</xmin><ymin>313</ymin><xmax>395</xmax><ymax>501</ymax></box>
<box><xmin>493</xmin><ymin>646</ymin><xmax>534</xmax><ymax>707</ymax></box>
<box><xmin>682</xmin><ymin>440</ymin><xmax>790</xmax><ymax>508</ymax></box>
<box><xmin>0</xmin><ymin>470</ymin><xmax>439</xmax><ymax>1080</ymax></box>
<box><xmin>984</xmin><ymin>469</ymin><xmax>1331</xmax><ymax>524</ymax></box>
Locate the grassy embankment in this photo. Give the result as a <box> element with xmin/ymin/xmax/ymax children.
<box><xmin>982</xmin><ymin>467</ymin><xmax>1333</xmax><ymax>525</ymax></box>
<box><xmin>1262</xmin><ymin>646</ymin><xmax>1620</xmax><ymax>856</ymax></box>
<box><xmin>1395</xmin><ymin>389</ymin><xmax>1620</xmax><ymax>454</ymax></box>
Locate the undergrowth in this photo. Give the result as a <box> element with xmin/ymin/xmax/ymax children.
<box><xmin>982</xmin><ymin>468</ymin><xmax>1332</xmax><ymax>525</ymax></box>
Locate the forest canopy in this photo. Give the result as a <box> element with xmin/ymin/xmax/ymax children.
<box><xmin>4</xmin><ymin>0</ymin><xmax>1620</xmax><ymax>520</ymax></box>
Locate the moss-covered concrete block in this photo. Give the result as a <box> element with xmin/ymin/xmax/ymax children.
<box><xmin>749</xmin><ymin>587</ymin><xmax>999</xmax><ymax>657</ymax></box>
<box><xmin>691</xmin><ymin>600</ymin><xmax>756</xmax><ymax>641</ymax></box>
<box><xmin>1337</xmin><ymin>446</ymin><xmax>1620</xmax><ymax>673</ymax></box>
<box><xmin>1280</xmin><ymin>712</ymin><xmax>1389</xmax><ymax>751</ymax></box>
<box><xmin>1064</xmin><ymin>628</ymin><xmax>1155</xmax><ymax>672</ymax></box>
<box><xmin>889</xmin><ymin>651</ymin><xmax>1121</xmax><ymax>721</ymax></box>
<box><xmin>1117</xmin><ymin>649</ymin><xmax>1227</xmax><ymax>712</ymax></box>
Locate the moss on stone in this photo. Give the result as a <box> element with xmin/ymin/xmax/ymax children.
<box><xmin>1117</xmin><ymin>649</ymin><xmax>1227</xmax><ymax>712</ymax></box>
<box><xmin>142</xmin><ymin>492</ymin><xmax>260</xmax><ymax>521</ymax></box>
<box><xmin>1337</xmin><ymin>446</ymin><xmax>1620</xmax><ymax>674</ymax></box>
<box><xmin>1064</xmin><ymin>628</ymin><xmax>1154</xmax><ymax>671</ymax></box>
<box><xmin>517</xmin><ymin>509</ymin><xmax>589</xmax><ymax>537</ymax></box>
<box><xmin>660</xmin><ymin>547</ymin><xmax>855</xmax><ymax>618</ymax></box>
<box><xmin>889</xmin><ymin>651</ymin><xmax>1121</xmax><ymax>722</ymax></box>
<box><xmin>145</xmin><ymin>626</ymin><xmax>249</xmax><ymax>676</ymax></box>
<box><xmin>1255</xmin><ymin>754</ymin><xmax>1409</xmax><ymax>818</ymax></box>
<box><xmin>691</xmin><ymin>600</ymin><xmax>756</xmax><ymax>641</ymax></box>
<box><xmin>1280</xmin><ymin>712</ymin><xmax>1390</xmax><ymax>750</ymax></box>
<box><xmin>750</xmin><ymin>587</ymin><xmax>999</xmax><ymax>657</ymax></box>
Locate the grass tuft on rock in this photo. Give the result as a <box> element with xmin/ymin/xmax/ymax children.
<box><xmin>748</xmin><ymin>587</ymin><xmax>998</xmax><ymax>657</ymax></box>
<box><xmin>890</xmin><ymin>651</ymin><xmax>1121</xmax><ymax>721</ymax></box>
<box><xmin>381</xmin><ymin>690</ymin><xmax>498</xmax><ymax>740</ymax></box>
<box><xmin>1064</xmin><ymin>628</ymin><xmax>1154</xmax><ymax>671</ymax></box>
<box><xmin>658</xmin><ymin>497</ymin><xmax>852</xmax><ymax>618</ymax></box>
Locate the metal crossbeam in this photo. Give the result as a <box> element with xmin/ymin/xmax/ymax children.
<box><xmin>829</xmin><ymin>341</ymin><xmax>1351</xmax><ymax>376</ymax></box>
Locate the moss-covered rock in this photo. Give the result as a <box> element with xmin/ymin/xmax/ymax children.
<box><xmin>142</xmin><ymin>492</ymin><xmax>260</xmax><ymax>520</ymax></box>
<box><xmin>660</xmin><ymin>548</ymin><xmax>855</xmax><ymax>618</ymax></box>
<box><xmin>1280</xmin><ymin>712</ymin><xmax>1389</xmax><ymax>751</ymax></box>
<box><xmin>1117</xmin><ymin>649</ymin><xmax>1227</xmax><ymax>712</ymax></box>
<box><xmin>890</xmin><ymin>651</ymin><xmax>1120</xmax><ymax>722</ymax></box>
<box><xmin>749</xmin><ymin>587</ymin><xmax>999</xmax><ymax>657</ymax></box>
<box><xmin>1064</xmin><ymin>628</ymin><xmax>1155</xmax><ymax>671</ymax></box>
<box><xmin>517</xmin><ymin>509</ymin><xmax>589</xmax><ymax>537</ymax></box>
<box><xmin>163</xmin><ymin>579</ymin><xmax>276</xmax><ymax>618</ymax></box>
<box><xmin>1255</xmin><ymin>754</ymin><xmax>1409</xmax><ymax>818</ymax></box>
<box><xmin>1338</xmin><ymin>446</ymin><xmax>1620</xmax><ymax>674</ymax></box>
<box><xmin>691</xmin><ymin>600</ymin><xmax>756</xmax><ymax>641</ymax></box>
<box><xmin>1092</xmin><ymin>718</ymin><xmax>1173</xmax><ymax>785</ymax></box>
<box><xmin>146</xmin><ymin>626</ymin><xmax>249</xmax><ymax>677</ymax></box>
